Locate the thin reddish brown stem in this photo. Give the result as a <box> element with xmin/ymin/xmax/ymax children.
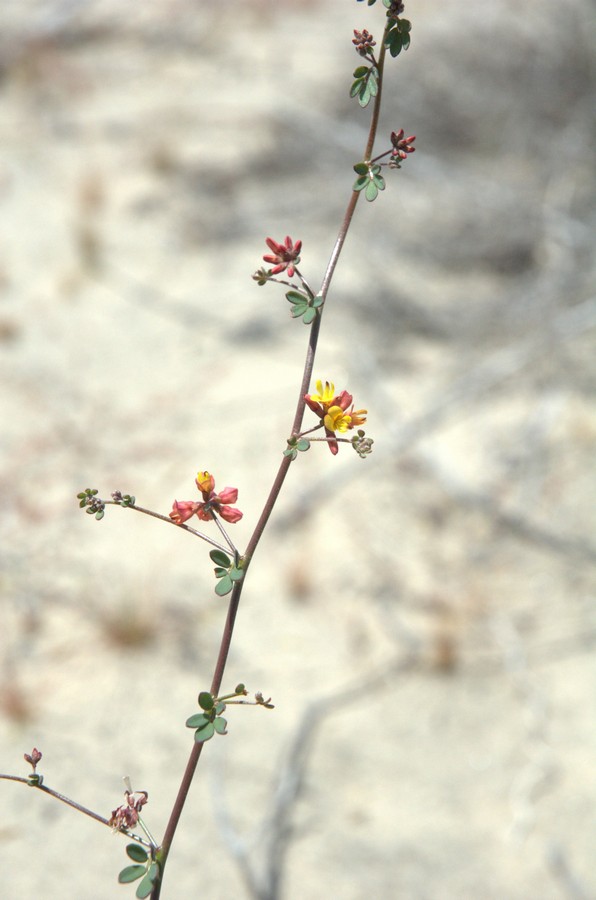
<box><xmin>0</xmin><ymin>774</ymin><xmax>151</xmax><ymax>847</ymax></box>
<box><xmin>151</xmin><ymin>23</ymin><xmax>392</xmax><ymax>899</ymax></box>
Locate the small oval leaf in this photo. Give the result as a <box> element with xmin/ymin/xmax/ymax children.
<box><xmin>135</xmin><ymin>872</ymin><xmax>155</xmax><ymax>899</ymax></box>
<box><xmin>118</xmin><ymin>865</ymin><xmax>146</xmax><ymax>884</ymax></box>
<box><xmin>186</xmin><ymin>712</ymin><xmax>209</xmax><ymax>728</ymax></box>
<box><xmin>126</xmin><ymin>844</ymin><xmax>149</xmax><ymax>863</ymax></box>
<box><xmin>210</xmin><ymin>549</ymin><xmax>231</xmax><ymax>567</ymax></box>
<box><xmin>194</xmin><ymin>721</ymin><xmax>215</xmax><ymax>742</ymax></box>
<box><xmin>199</xmin><ymin>691</ymin><xmax>214</xmax><ymax>711</ymax></box>
<box><xmin>286</xmin><ymin>290</ymin><xmax>308</xmax><ymax>303</ymax></box>
<box><xmin>215</xmin><ymin>575</ymin><xmax>233</xmax><ymax>596</ymax></box>
<box><xmin>365</xmin><ymin>180</ymin><xmax>379</xmax><ymax>201</ymax></box>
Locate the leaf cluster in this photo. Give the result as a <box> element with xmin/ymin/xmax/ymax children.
<box><xmin>350</xmin><ymin>64</ymin><xmax>379</xmax><ymax>108</ymax></box>
<box><xmin>209</xmin><ymin>549</ymin><xmax>244</xmax><ymax>597</ymax></box>
<box><xmin>385</xmin><ymin>16</ymin><xmax>411</xmax><ymax>57</ymax></box>
<box><xmin>353</xmin><ymin>162</ymin><xmax>385</xmax><ymax>202</ymax></box>
<box><xmin>118</xmin><ymin>845</ymin><xmax>159</xmax><ymax>899</ymax></box>
<box><xmin>283</xmin><ymin>436</ymin><xmax>311</xmax><ymax>460</ymax></box>
<box><xmin>286</xmin><ymin>290</ymin><xmax>323</xmax><ymax>325</ymax></box>
<box><xmin>76</xmin><ymin>488</ymin><xmax>105</xmax><ymax>520</ymax></box>
<box><xmin>186</xmin><ymin>691</ymin><xmax>228</xmax><ymax>744</ymax></box>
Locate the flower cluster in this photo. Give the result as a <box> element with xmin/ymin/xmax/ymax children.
<box><xmin>170</xmin><ymin>471</ymin><xmax>243</xmax><ymax>526</ymax></box>
<box><xmin>108</xmin><ymin>790</ymin><xmax>148</xmax><ymax>831</ymax></box>
<box><xmin>388</xmin><ymin>1</ymin><xmax>406</xmax><ymax>18</ymax></box>
<box><xmin>390</xmin><ymin>128</ymin><xmax>416</xmax><ymax>161</ymax></box>
<box><xmin>305</xmin><ymin>379</ymin><xmax>367</xmax><ymax>455</ymax></box>
<box><xmin>352</xmin><ymin>29</ymin><xmax>376</xmax><ymax>55</ymax></box>
<box><xmin>262</xmin><ymin>235</ymin><xmax>302</xmax><ymax>277</ymax></box>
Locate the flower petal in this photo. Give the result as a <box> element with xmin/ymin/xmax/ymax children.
<box><xmin>169</xmin><ymin>500</ymin><xmax>200</xmax><ymax>525</ymax></box>
<box><xmin>219</xmin><ymin>505</ymin><xmax>243</xmax><ymax>523</ymax></box>
<box><xmin>216</xmin><ymin>486</ymin><xmax>238</xmax><ymax>504</ymax></box>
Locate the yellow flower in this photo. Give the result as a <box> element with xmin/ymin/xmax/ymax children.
<box><xmin>310</xmin><ymin>380</ymin><xmax>336</xmax><ymax>405</ymax></box>
<box><xmin>196</xmin><ymin>471</ymin><xmax>215</xmax><ymax>494</ymax></box>
<box><xmin>324</xmin><ymin>406</ymin><xmax>352</xmax><ymax>433</ymax></box>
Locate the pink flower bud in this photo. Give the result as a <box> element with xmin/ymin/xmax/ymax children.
<box><xmin>218</xmin><ymin>505</ymin><xmax>243</xmax><ymax>524</ymax></box>
<box><xmin>216</xmin><ymin>486</ymin><xmax>238</xmax><ymax>505</ymax></box>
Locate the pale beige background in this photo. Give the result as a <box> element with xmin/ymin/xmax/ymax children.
<box><xmin>1</xmin><ymin>1</ymin><xmax>595</xmax><ymax>898</ymax></box>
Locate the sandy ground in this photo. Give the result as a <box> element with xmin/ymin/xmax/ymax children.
<box><xmin>1</xmin><ymin>1</ymin><xmax>595</xmax><ymax>898</ymax></box>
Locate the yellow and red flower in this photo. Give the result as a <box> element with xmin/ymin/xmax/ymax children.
<box><xmin>169</xmin><ymin>471</ymin><xmax>243</xmax><ymax>525</ymax></box>
<box><xmin>304</xmin><ymin>379</ymin><xmax>367</xmax><ymax>455</ymax></box>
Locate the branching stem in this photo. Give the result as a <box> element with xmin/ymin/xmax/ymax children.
<box><xmin>150</xmin><ymin>21</ymin><xmax>392</xmax><ymax>899</ymax></box>
<box><xmin>0</xmin><ymin>774</ymin><xmax>152</xmax><ymax>848</ymax></box>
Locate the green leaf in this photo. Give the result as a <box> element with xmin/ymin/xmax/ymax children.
<box><xmin>136</xmin><ymin>871</ymin><xmax>156</xmax><ymax>899</ymax></box>
<box><xmin>118</xmin><ymin>865</ymin><xmax>146</xmax><ymax>884</ymax></box>
<box><xmin>235</xmin><ymin>683</ymin><xmax>246</xmax><ymax>693</ymax></box>
<box><xmin>350</xmin><ymin>79</ymin><xmax>364</xmax><ymax>99</ymax></box>
<box><xmin>210</xmin><ymin>549</ymin><xmax>231</xmax><ymax>567</ymax></box>
<box><xmin>365</xmin><ymin>179</ymin><xmax>379</xmax><ymax>202</ymax></box>
<box><xmin>353</xmin><ymin>65</ymin><xmax>369</xmax><ymax>78</ymax></box>
<box><xmin>302</xmin><ymin>307</ymin><xmax>316</xmax><ymax>325</ymax></box>
<box><xmin>353</xmin><ymin>175</ymin><xmax>369</xmax><ymax>192</ymax></box>
<box><xmin>215</xmin><ymin>575</ymin><xmax>233</xmax><ymax>596</ymax></box>
<box><xmin>196</xmin><ymin>715</ymin><xmax>215</xmax><ymax>733</ymax></box>
<box><xmin>126</xmin><ymin>844</ymin><xmax>149</xmax><ymax>863</ymax></box>
<box><xmin>186</xmin><ymin>712</ymin><xmax>209</xmax><ymax>728</ymax></box>
<box><xmin>95</xmin><ymin>510</ymin><xmax>105</xmax><ymax>520</ymax></box>
<box><xmin>229</xmin><ymin>566</ymin><xmax>244</xmax><ymax>582</ymax></box>
<box><xmin>283</xmin><ymin>448</ymin><xmax>298</xmax><ymax>460</ymax></box>
<box><xmin>296</xmin><ymin>438</ymin><xmax>310</xmax><ymax>451</ymax></box>
<box><xmin>214</xmin><ymin>717</ymin><xmax>228</xmax><ymax>735</ymax></box>
<box><xmin>312</xmin><ymin>294</ymin><xmax>324</xmax><ymax>309</ymax></box>
<box><xmin>290</xmin><ymin>302</ymin><xmax>308</xmax><ymax>318</ymax></box>
<box><xmin>214</xmin><ymin>567</ymin><xmax>228</xmax><ymax>579</ymax></box>
<box><xmin>359</xmin><ymin>85</ymin><xmax>372</xmax><ymax>107</ymax></box>
<box><xmin>286</xmin><ymin>290</ymin><xmax>308</xmax><ymax>304</ymax></box>
<box><xmin>194</xmin><ymin>721</ymin><xmax>215</xmax><ymax>742</ymax></box>
<box><xmin>372</xmin><ymin>173</ymin><xmax>386</xmax><ymax>191</ymax></box>
<box><xmin>199</xmin><ymin>691</ymin><xmax>214</xmax><ymax>711</ymax></box>
<box><xmin>385</xmin><ymin>24</ymin><xmax>411</xmax><ymax>58</ymax></box>
<box><xmin>148</xmin><ymin>863</ymin><xmax>160</xmax><ymax>883</ymax></box>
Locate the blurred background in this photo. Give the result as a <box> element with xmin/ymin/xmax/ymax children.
<box><xmin>1</xmin><ymin>0</ymin><xmax>595</xmax><ymax>897</ymax></box>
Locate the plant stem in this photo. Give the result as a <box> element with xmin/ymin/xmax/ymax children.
<box><xmin>0</xmin><ymin>774</ymin><xmax>152</xmax><ymax>847</ymax></box>
<box><xmin>151</xmin><ymin>24</ymin><xmax>390</xmax><ymax>899</ymax></box>
<box><xmin>107</xmin><ymin>501</ymin><xmax>230</xmax><ymax>554</ymax></box>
